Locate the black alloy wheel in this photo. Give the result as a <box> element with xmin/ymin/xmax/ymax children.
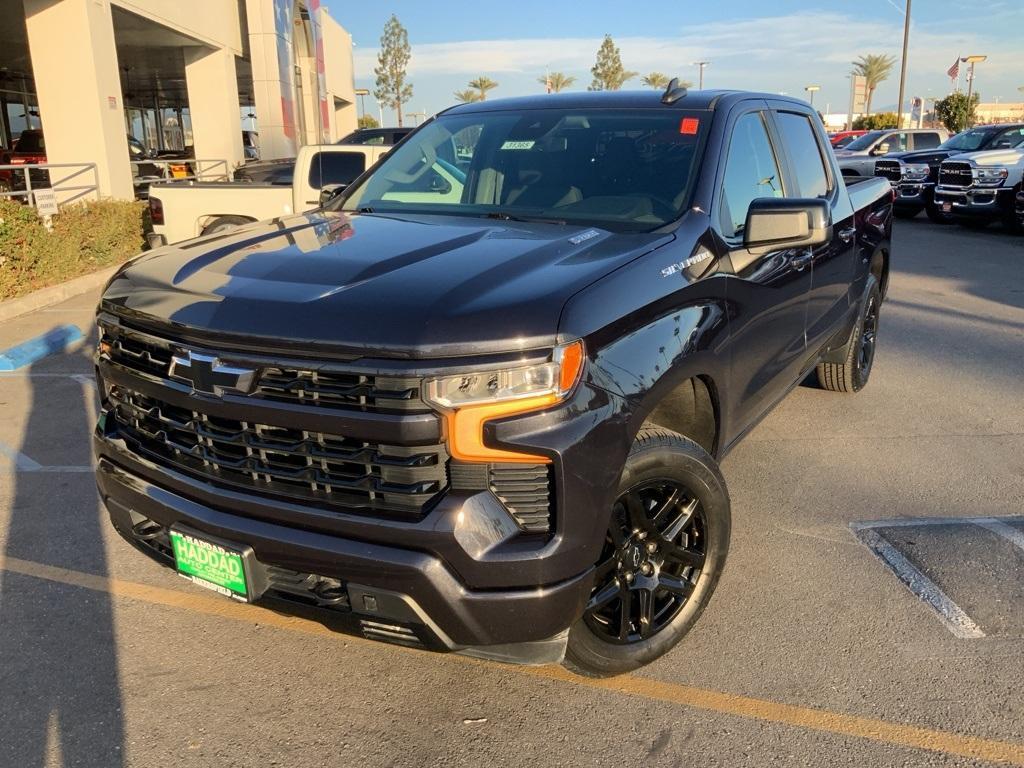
<box><xmin>858</xmin><ymin>293</ymin><xmax>879</xmax><ymax>381</ymax></box>
<box><xmin>584</xmin><ymin>479</ymin><xmax>706</xmax><ymax>644</ymax></box>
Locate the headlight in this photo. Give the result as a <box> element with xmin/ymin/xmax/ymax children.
<box><xmin>424</xmin><ymin>340</ymin><xmax>584</xmax><ymax>463</ymax></box>
<box><xmin>973</xmin><ymin>167</ymin><xmax>1008</xmax><ymax>187</ymax></box>
<box><xmin>902</xmin><ymin>163</ymin><xmax>930</xmax><ymax>181</ymax></box>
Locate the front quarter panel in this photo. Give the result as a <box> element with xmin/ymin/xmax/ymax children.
<box><xmin>559</xmin><ymin>216</ymin><xmax>731</xmax><ymax>452</ymax></box>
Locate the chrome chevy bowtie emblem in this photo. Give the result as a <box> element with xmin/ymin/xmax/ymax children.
<box><xmin>169</xmin><ymin>351</ymin><xmax>256</xmax><ymax>396</ymax></box>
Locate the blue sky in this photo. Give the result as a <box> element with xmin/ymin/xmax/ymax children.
<box><xmin>323</xmin><ymin>0</ymin><xmax>1024</xmax><ymax>123</ymax></box>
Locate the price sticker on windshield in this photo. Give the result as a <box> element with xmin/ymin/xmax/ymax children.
<box><xmin>500</xmin><ymin>140</ymin><xmax>536</xmax><ymax>150</ymax></box>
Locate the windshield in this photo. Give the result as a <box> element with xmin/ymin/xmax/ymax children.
<box><xmin>338</xmin><ymin>108</ymin><xmax>709</xmax><ymax>231</ymax></box>
<box><xmin>842</xmin><ymin>131</ymin><xmax>885</xmax><ymax>151</ymax></box>
<box><xmin>940</xmin><ymin>128</ymin><xmax>996</xmax><ymax>152</ymax></box>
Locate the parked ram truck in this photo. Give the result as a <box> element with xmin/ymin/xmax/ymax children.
<box><xmin>933</xmin><ymin>140</ymin><xmax>1024</xmax><ymax>232</ymax></box>
<box><xmin>93</xmin><ymin>90</ymin><xmax>893</xmax><ymax>676</ymax></box>
<box><xmin>874</xmin><ymin>123</ymin><xmax>1024</xmax><ymax>223</ymax></box>
<box><xmin>146</xmin><ymin>144</ymin><xmax>390</xmax><ymax>246</ymax></box>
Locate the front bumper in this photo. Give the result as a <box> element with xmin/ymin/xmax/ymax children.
<box><xmin>96</xmin><ymin>448</ymin><xmax>592</xmax><ymax>662</ymax></box>
<box><xmin>933</xmin><ymin>185</ymin><xmax>1014</xmax><ymax>219</ymax></box>
<box><xmin>891</xmin><ymin>181</ymin><xmax>932</xmax><ymax>207</ymax></box>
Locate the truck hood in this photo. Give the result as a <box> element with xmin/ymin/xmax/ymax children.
<box><xmin>946</xmin><ymin>147</ymin><xmax>1024</xmax><ymax>167</ymax></box>
<box><xmin>882</xmin><ymin>149</ymin><xmax>958</xmax><ymax>165</ymax></box>
<box><xmin>102</xmin><ymin>210</ymin><xmax>672</xmax><ymax>358</ymax></box>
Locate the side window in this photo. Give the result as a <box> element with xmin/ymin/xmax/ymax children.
<box><xmin>881</xmin><ymin>133</ymin><xmax>908</xmax><ymax>153</ymax></box>
<box><xmin>775</xmin><ymin>112</ymin><xmax>830</xmax><ymax>198</ymax></box>
<box><xmin>913</xmin><ymin>132</ymin><xmax>941</xmax><ymax>150</ymax></box>
<box><xmin>719</xmin><ymin>112</ymin><xmax>784</xmax><ymax>237</ymax></box>
<box><xmin>993</xmin><ymin>127</ymin><xmax>1024</xmax><ymax>148</ymax></box>
<box><xmin>307</xmin><ymin>151</ymin><xmax>367</xmax><ymax>189</ymax></box>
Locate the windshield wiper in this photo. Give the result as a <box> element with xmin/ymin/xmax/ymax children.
<box><xmin>481</xmin><ymin>211</ymin><xmax>567</xmax><ymax>225</ymax></box>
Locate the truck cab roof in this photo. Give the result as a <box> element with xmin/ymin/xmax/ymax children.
<box><xmin>442</xmin><ymin>90</ymin><xmax>811</xmax><ymax>115</ymax></box>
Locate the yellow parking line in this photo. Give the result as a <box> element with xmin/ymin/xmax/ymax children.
<box><xmin>3</xmin><ymin>553</ymin><xmax>1024</xmax><ymax>766</ymax></box>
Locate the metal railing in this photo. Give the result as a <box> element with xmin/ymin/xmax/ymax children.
<box><xmin>130</xmin><ymin>158</ymin><xmax>230</xmax><ymax>185</ymax></box>
<box><xmin>0</xmin><ymin>162</ymin><xmax>100</xmax><ymax>209</ymax></box>
<box><xmin>0</xmin><ymin>157</ymin><xmax>229</xmax><ymax>212</ymax></box>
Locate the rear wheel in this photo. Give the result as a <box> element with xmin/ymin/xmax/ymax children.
<box><xmin>202</xmin><ymin>215</ymin><xmax>253</xmax><ymax>235</ymax></box>
<box><xmin>816</xmin><ymin>273</ymin><xmax>880</xmax><ymax>393</ymax></box>
<box><xmin>564</xmin><ymin>427</ymin><xmax>730</xmax><ymax>677</ymax></box>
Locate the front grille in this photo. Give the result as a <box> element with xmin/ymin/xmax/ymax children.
<box><xmin>939</xmin><ymin>161</ymin><xmax>973</xmax><ymax>188</ymax></box>
<box><xmin>109</xmin><ymin>385</ymin><xmax>448</xmax><ymax>517</ymax></box>
<box><xmin>874</xmin><ymin>160</ymin><xmax>902</xmax><ymax>182</ymax></box>
<box><xmin>99</xmin><ymin>321</ymin><xmax>425</xmax><ymax>413</ymax></box>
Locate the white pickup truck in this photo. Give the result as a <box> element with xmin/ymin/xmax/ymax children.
<box><xmin>146</xmin><ymin>144</ymin><xmax>390</xmax><ymax>245</ymax></box>
<box><xmin>933</xmin><ymin>140</ymin><xmax>1024</xmax><ymax>232</ymax></box>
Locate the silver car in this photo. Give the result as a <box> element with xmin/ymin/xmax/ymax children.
<box><xmin>834</xmin><ymin>128</ymin><xmax>948</xmax><ymax>176</ymax></box>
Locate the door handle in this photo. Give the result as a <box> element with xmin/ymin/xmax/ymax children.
<box><xmin>790</xmin><ymin>250</ymin><xmax>812</xmax><ymax>271</ymax></box>
<box><xmin>838</xmin><ymin>226</ymin><xmax>857</xmax><ymax>243</ymax></box>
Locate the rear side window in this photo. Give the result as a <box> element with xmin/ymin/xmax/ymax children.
<box><xmin>308</xmin><ymin>152</ymin><xmax>367</xmax><ymax>189</ymax></box>
<box><xmin>719</xmin><ymin>112</ymin><xmax>783</xmax><ymax>237</ymax></box>
<box><xmin>775</xmin><ymin>112</ymin><xmax>830</xmax><ymax>198</ymax></box>
<box><xmin>913</xmin><ymin>133</ymin><xmax>941</xmax><ymax>150</ymax></box>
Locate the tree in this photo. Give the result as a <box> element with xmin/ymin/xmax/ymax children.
<box><xmin>537</xmin><ymin>72</ymin><xmax>576</xmax><ymax>93</ymax></box>
<box><xmin>851</xmin><ymin>53</ymin><xmax>896</xmax><ymax>115</ymax></box>
<box><xmin>934</xmin><ymin>91</ymin><xmax>980</xmax><ymax>134</ymax></box>
<box><xmin>588</xmin><ymin>35</ymin><xmax>637</xmax><ymax>91</ymax></box>
<box><xmin>453</xmin><ymin>89</ymin><xmax>483</xmax><ymax>103</ymax></box>
<box><xmin>468</xmin><ymin>76</ymin><xmax>499</xmax><ymax>101</ymax></box>
<box><xmin>852</xmin><ymin>112</ymin><xmax>899</xmax><ymax>130</ymax></box>
<box><xmin>374</xmin><ymin>15</ymin><xmax>413</xmax><ymax>127</ymax></box>
<box><xmin>641</xmin><ymin>72</ymin><xmax>669</xmax><ymax>90</ymax></box>
<box><xmin>357</xmin><ymin>114</ymin><xmax>380</xmax><ymax>129</ymax></box>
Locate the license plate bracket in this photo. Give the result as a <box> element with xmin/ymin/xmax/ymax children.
<box><xmin>169</xmin><ymin>526</ymin><xmax>268</xmax><ymax>602</ymax></box>
<box><xmin>942</xmin><ymin>201</ymin><xmax>952</xmax><ymax>213</ymax></box>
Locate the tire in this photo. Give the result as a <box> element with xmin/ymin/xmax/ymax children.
<box><xmin>894</xmin><ymin>207</ymin><xmax>921</xmax><ymax>220</ymax></box>
<box><xmin>563</xmin><ymin>426</ymin><xmax>731</xmax><ymax>677</ymax></box>
<box><xmin>1001</xmin><ymin>187</ymin><xmax>1022</xmax><ymax>234</ymax></box>
<box><xmin>925</xmin><ymin>201</ymin><xmax>954</xmax><ymax>224</ymax></box>
<box><xmin>816</xmin><ymin>273</ymin><xmax>880</xmax><ymax>393</ymax></box>
<box><xmin>202</xmin><ymin>215</ymin><xmax>253</xmax><ymax>235</ymax></box>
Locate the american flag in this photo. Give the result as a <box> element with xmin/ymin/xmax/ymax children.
<box><xmin>947</xmin><ymin>57</ymin><xmax>960</xmax><ymax>83</ymax></box>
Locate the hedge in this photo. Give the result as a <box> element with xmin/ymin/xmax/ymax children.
<box><xmin>0</xmin><ymin>198</ymin><xmax>149</xmax><ymax>301</ymax></box>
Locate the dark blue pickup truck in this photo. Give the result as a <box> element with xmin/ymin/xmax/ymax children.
<box><xmin>93</xmin><ymin>87</ymin><xmax>893</xmax><ymax>676</ymax></box>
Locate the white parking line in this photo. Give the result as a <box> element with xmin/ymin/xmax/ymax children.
<box><xmin>974</xmin><ymin>518</ymin><xmax>1024</xmax><ymax>554</ymax></box>
<box><xmin>0</xmin><ymin>440</ymin><xmax>92</xmax><ymax>474</ymax></box>
<box><xmin>853</xmin><ymin>526</ymin><xmax>986</xmax><ymax>640</ymax></box>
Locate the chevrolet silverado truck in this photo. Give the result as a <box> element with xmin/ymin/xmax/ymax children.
<box><xmin>874</xmin><ymin>123</ymin><xmax>1024</xmax><ymax>223</ymax></box>
<box><xmin>933</xmin><ymin>140</ymin><xmax>1024</xmax><ymax>232</ymax></box>
<box><xmin>834</xmin><ymin>128</ymin><xmax>947</xmax><ymax>177</ymax></box>
<box><xmin>146</xmin><ymin>144</ymin><xmax>390</xmax><ymax>246</ymax></box>
<box><xmin>94</xmin><ymin>88</ymin><xmax>893</xmax><ymax>676</ymax></box>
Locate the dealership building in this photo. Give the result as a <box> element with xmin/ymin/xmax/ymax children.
<box><xmin>0</xmin><ymin>0</ymin><xmax>358</xmax><ymax>199</ymax></box>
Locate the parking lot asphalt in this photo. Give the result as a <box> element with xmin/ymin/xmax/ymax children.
<box><xmin>0</xmin><ymin>218</ymin><xmax>1022</xmax><ymax>767</ymax></box>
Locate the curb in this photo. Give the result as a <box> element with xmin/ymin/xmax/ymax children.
<box><xmin>0</xmin><ymin>324</ymin><xmax>85</xmax><ymax>371</ymax></box>
<box><xmin>0</xmin><ymin>265</ymin><xmax>119</xmax><ymax>324</ymax></box>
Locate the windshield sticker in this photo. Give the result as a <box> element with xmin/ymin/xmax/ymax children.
<box><xmin>500</xmin><ymin>140</ymin><xmax>536</xmax><ymax>150</ymax></box>
<box><xmin>569</xmin><ymin>229</ymin><xmax>602</xmax><ymax>245</ymax></box>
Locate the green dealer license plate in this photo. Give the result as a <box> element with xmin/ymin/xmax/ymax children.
<box><xmin>170</xmin><ymin>530</ymin><xmax>248</xmax><ymax>600</ymax></box>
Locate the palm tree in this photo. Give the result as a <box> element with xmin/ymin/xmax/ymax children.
<box><xmin>641</xmin><ymin>72</ymin><xmax>670</xmax><ymax>90</ymax></box>
<box><xmin>852</xmin><ymin>54</ymin><xmax>896</xmax><ymax>115</ymax></box>
<box><xmin>453</xmin><ymin>89</ymin><xmax>483</xmax><ymax>103</ymax></box>
<box><xmin>537</xmin><ymin>72</ymin><xmax>576</xmax><ymax>93</ymax></box>
<box><xmin>468</xmin><ymin>76</ymin><xmax>499</xmax><ymax>101</ymax></box>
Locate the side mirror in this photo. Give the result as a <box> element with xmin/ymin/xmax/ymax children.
<box><xmin>871</xmin><ymin>142</ymin><xmax>891</xmax><ymax>156</ymax></box>
<box><xmin>743</xmin><ymin>198</ymin><xmax>832</xmax><ymax>253</ymax></box>
<box><xmin>318</xmin><ymin>183</ymin><xmax>347</xmax><ymax>206</ymax></box>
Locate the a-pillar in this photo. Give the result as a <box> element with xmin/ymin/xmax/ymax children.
<box><xmin>184</xmin><ymin>46</ymin><xmax>244</xmax><ymax>179</ymax></box>
<box><xmin>23</xmin><ymin>0</ymin><xmax>133</xmax><ymax>200</ymax></box>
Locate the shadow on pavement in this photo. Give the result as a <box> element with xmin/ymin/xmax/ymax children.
<box><xmin>0</xmin><ymin>339</ymin><xmax>125</xmax><ymax>766</ymax></box>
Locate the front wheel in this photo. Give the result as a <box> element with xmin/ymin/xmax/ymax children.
<box><xmin>564</xmin><ymin>427</ymin><xmax>730</xmax><ymax>677</ymax></box>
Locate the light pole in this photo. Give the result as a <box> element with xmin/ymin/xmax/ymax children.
<box><xmin>804</xmin><ymin>85</ymin><xmax>821</xmax><ymax>107</ymax></box>
<box><xmin>963</xmin><ymin>55</ymin><xmax>987</xmax><ymax>127</ymax></box>
<box><xmin>895</xmin><ymin>0</ymin><xmax>911</xmax><ymax>128</ymax></box>
<box><xmin>692</xmin><ymin>61</ymin><xmax>710</xmax><ymax>90</ymax></box>
<box><xmin>354</xmin><ymin>88</ymin><xmax>369</xmax><ymax>119</ymax></box>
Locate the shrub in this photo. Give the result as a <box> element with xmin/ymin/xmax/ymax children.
<box><xmin>0</xmin><ymin>198</ymin><xmax>148</xmax><ymax>300</ymax></box>
<box><xmin>852</xmin><ymin>112</ymin><xmax>899</xmax><ymax>130</ymax></box>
